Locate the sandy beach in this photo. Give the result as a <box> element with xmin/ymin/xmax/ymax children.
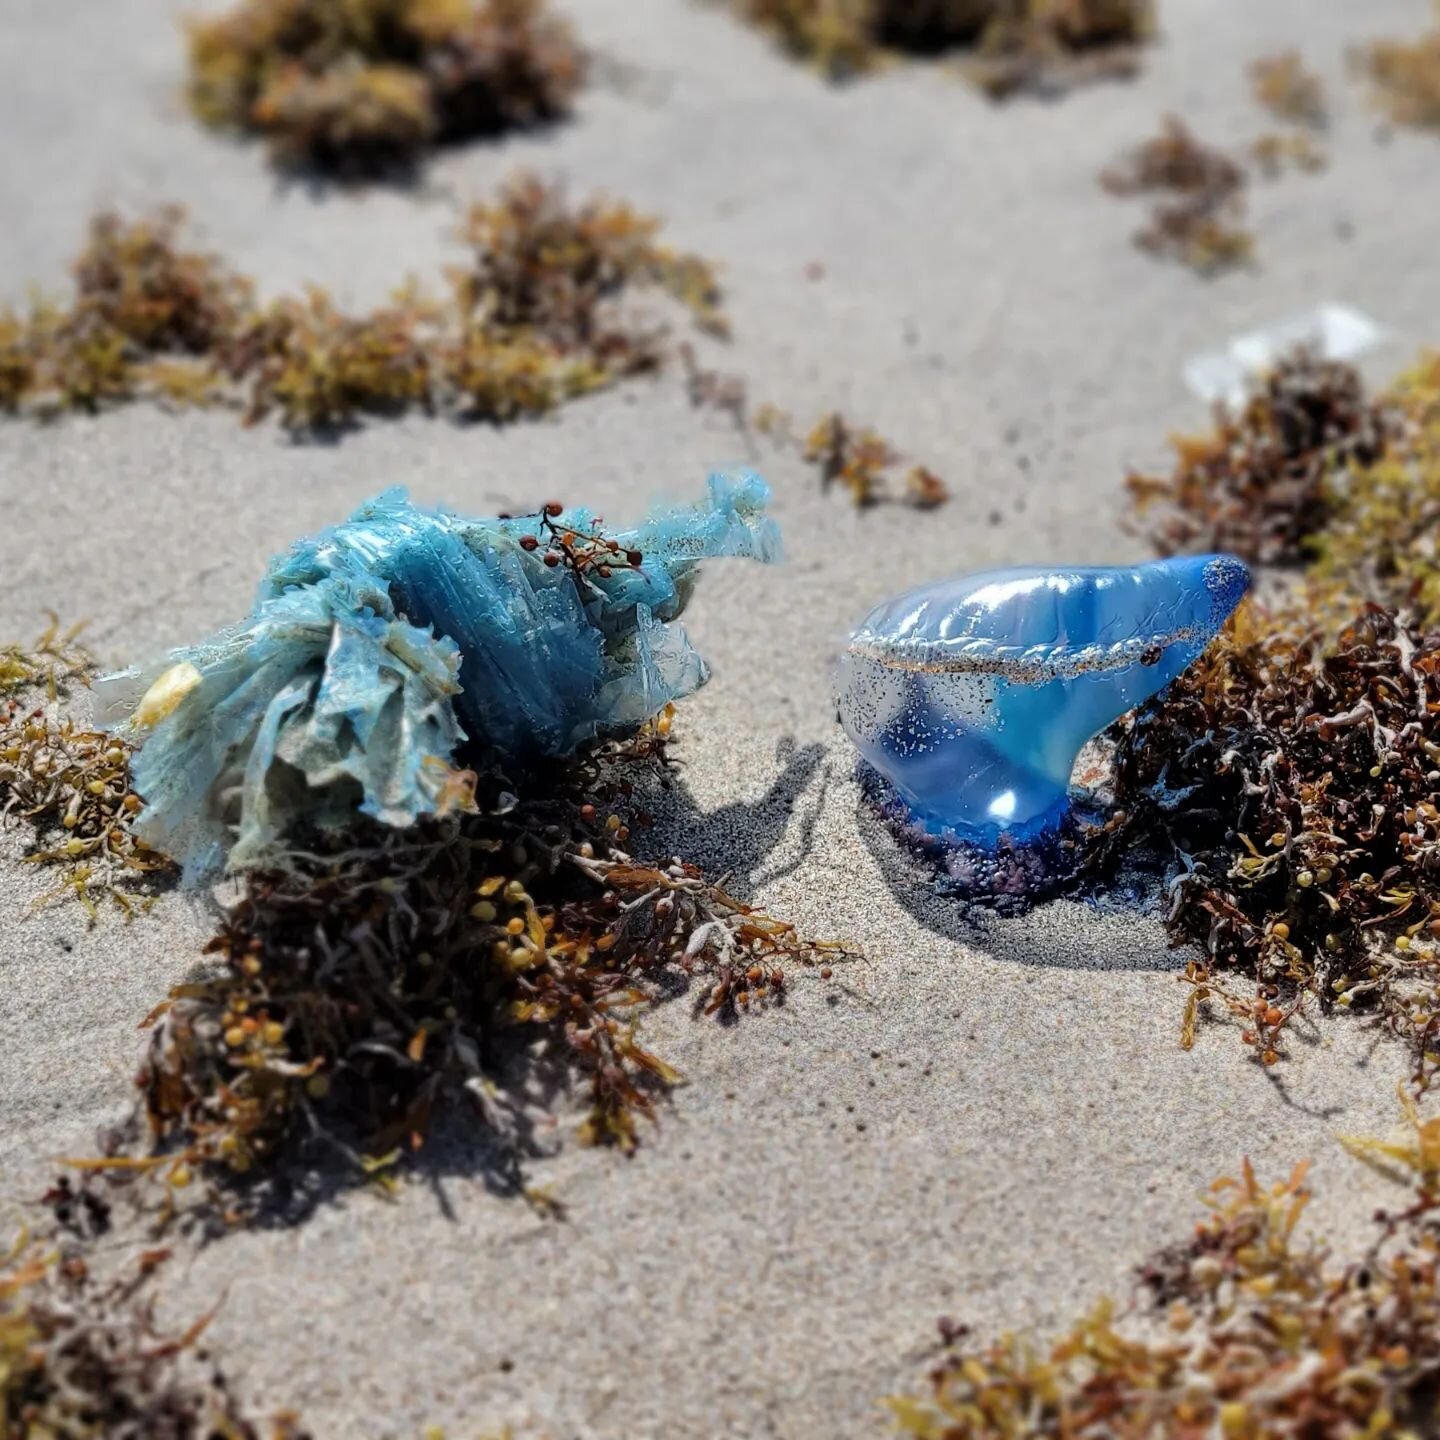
<box><xmin>3</xmin><ymin>1</ymin><xmax>1440</xmax><ymax>1435</ymax></box>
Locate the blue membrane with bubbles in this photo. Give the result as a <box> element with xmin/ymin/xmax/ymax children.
<box><xmin>836</xmin><ymin>556</ymin><xmax>1250</xmax><ymax>861</ymax></box>
<box><xmin>99</xmin><ymin>473</ymin><xmax>780</xmax><ymax>881</ymax></box>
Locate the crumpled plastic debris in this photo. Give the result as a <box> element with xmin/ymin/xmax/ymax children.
<box><xmin>1183</xmin><ymin>304</ymin><xmax>1387</xmax><ymax>407</ymax></box>
<box><xmin>99</xmin><ymin>472</ymin><xmax>780</xmax><ymax>881</ymax></box>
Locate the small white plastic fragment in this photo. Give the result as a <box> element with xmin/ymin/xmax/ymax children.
<box><xmin>1183</xmin><ymin>304</ymin><xmax>1388</xmax><ymax>407</ymax></box>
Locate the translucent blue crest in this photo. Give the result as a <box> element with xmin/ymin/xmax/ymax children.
<box><xmin>99</xmin><ymin>472</ymin><xmax>780</xmax><ymax>881</ymax></box>
<box><xmin>836</xmin><ymin>555</ymin><xmax>1250</xmax><ymax>847</ymax></box>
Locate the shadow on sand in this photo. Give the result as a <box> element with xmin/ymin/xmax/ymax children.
<box><xmin>852</xmin><ymin>768</ymin><xmax>1185</xmax><ymax>975</ymax></box>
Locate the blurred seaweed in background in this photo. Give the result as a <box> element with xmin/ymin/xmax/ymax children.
<box><xmin>185</xmin><ymin>0</ymin><xmax>584</xmax><ymax>177</ymax></box>
<box><xmin>1310</xmin><ymin>356</ymin><xmax>1440</xmax><ymax>621</ymax></box>
<box><xmin>1357</xmin><ymin>2</ymin><xmax>1440</xmax><ymax>130</ymax></box>
<box><xmin>1100</xmin><ymin>116</ymin><xmax>1253</xmax><ymax>275</ymax></box>
<box><xmin>1129</xmin><ymin>352</ymin><xmax>1440</xmax><ymax>615</ymax></box>
<box><xmin>1126</xmin><ymin>350</ymin><xmax>1394</xmax><ymax>565</ymax></box>
<box><xmin>678</xmin><ymin>346</ymin><xmax>953</xmax><ymax>510</ymax></box>
<box><xmin>1247</xmin><ymin>50</ymin><xmax>1328</xmax><ymax>176</ymax></box>
<box><xmin>1103</xmin><ymin>56</ymin><xmax>1344</xmax><ymax>275</ymax></box>
<box><xmin>1248</xmin><ymin>49</ymin><xmax>1328</xmax><ymax>128</ymax></box>
<box><xmin>0</xmin><ymin>208</ymin><xmax>250</xmax><ymax>416</ymax></box>
<box><xmin>721</xmin><ymin>0</ymin><xmax>1153</xmax><ymax>96</ymax></box>
<box><xmin>1</xmin><ymin>1226</ymin><xmax>306</xmax><ymax>1438</ymax></box>
<box><xmin>0</xmin><ymin>185</ymin><xmax>724</xmax><ymax>434</ymax></box>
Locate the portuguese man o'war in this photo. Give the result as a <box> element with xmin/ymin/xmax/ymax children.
<box><xmin>98</xmin><ymin>472</ymin><xmax>780</xmax><ymax>882</ymax></box>
<box><xmin>836</xmin><ymin>555</ymin><xmax>1250</xmax><ymax>890</ymax></box>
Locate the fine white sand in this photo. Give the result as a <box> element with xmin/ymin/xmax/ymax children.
<box><xmin>2</xmin><ymin>1</ymin><xmax>1439</xmax><ymax>1435</ymax></box>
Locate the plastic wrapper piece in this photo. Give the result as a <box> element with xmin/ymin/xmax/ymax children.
<box><xmin>99</xmin><ymin>472</ymin><xmax>780</xmax><ymax>881</ymax></box>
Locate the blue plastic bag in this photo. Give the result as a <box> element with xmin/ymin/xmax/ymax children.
<box><xmin>99</xmin><ymin>472</ymin><xmax>780</xmax><ymax>880</ymax></box>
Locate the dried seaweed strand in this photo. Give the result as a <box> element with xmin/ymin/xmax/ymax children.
<box><xmin>678</xmin><ymin>349</ymin><xmax>950</xmax><ymax>509</ymax></box>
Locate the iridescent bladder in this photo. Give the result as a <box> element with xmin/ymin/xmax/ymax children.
<box><xmin>836</xmin><ymin>556</ymin><xmax>1250</xmax><ymax>847</ymax></box>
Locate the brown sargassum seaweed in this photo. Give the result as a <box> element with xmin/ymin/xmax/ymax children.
<box><xmin>0</xmin><ymin>184</ymin><xmax>724</xmax><ymax>434</ymax></box>
<box><xmin>1127</xmin><ymin>349</ymin><xmax>1395</xmax><ymax>566</ymax></box>
<box><xmin>1099</xmin><ymin>115</ymin><xmax>1254</xmax><ymax>275</ymax></box>
<box><xmin>892</xmin><ymin>1096</ymin><xmax>1440</xmax><ymax>1438</ymax></box>
<box><xmin>1103</xmin><ymin>353</ymin><xmax>1440</xmax><ymax>1083</ymax></box>
<box><xmin>186</xmin><ymin>0</ymin><xmax>584</xmax><ymax>176</ymax></box>
<box><xmin>723</xmin><ymin>0</ymin><xmax>1153</xmax><ymax>95</ymax></box>
<box><xmin>3</xmin><ymin>637</ymin><xmax>846</xmax><ymax>1229</ymax></box>
<box><xmin>108</xmin><ymin>725</ymin><xmax>848</xmax><ymax>1224</ymax></box>
<box><xmin>1</xmin><ymin>1216</ymin><xmax>306</xmax><ymax>1438</ymax></box>
<box><xmin>1357</xmin><ymin>3</ymin><xmax>1440</xmax><ymax>131</ymax></box>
